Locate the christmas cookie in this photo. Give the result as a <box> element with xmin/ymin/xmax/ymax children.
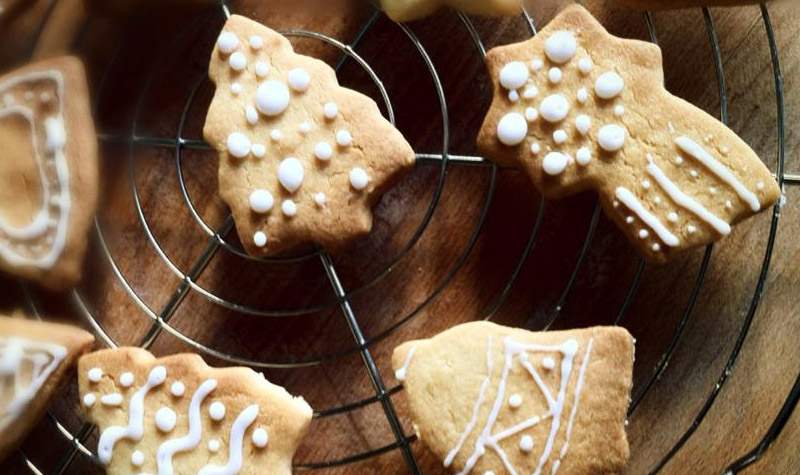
<box><xmin>613</xmin><ymin>0</ymin><xmax>755</xmax><ymax>9</ymax></box>
<box><xmin>392</xmin><ymin>321</ymin><xmax>634</xmax><ymax>474</ymax></box>
<box><xmin>203</xmin><ymin>15</ymin><xmax>415</xmax><ymax>257</ymax></box>
<box><xmin>78</xmin><ymin>348</ymin><xmax>313</xmax><ymax>475</ymax></box>
<box><xmin>0</xmin><ymin>314</ymin><xmax>94</xmax><ymax>461</ymax></box>
<box><xmin>0</xmin><ymin>56</ymin><xmax>98</xmax><ymax>289</ymax></box>
<box><xmin>379</xmin><ymin>0</ymin><xmax>522</xmax><ymax>22</ymax></box>
<box><xmin>477</xmin><ymin>5</ymin><xmax>781</xmax><ymax>263</ymax></box>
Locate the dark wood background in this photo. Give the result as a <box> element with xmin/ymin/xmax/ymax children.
<box><xmin>1</xmin><ymin>0</ymin><xmax>798</xmax><ymax>473</ymax></box>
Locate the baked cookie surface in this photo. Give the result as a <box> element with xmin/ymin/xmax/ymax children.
<box><xmin>477</xmin><ymin>5</ymin><xmax>780</xmax><ymax>263</ymax></box>
<box><xmin>379</xmin><ymin>0</ymin><xmax>522</xmax><ymax>22</ymax></box>
<box><xmin>392</xmin><ymin>321</ymin><xmax>634</xmax><ymax>474</ymax></box>
<box><xmin>0</xmin><ymin>56</ymin><xmax>98</xmax><ymax>289</ymax></box>
<box><xmin>613</xmin><ymin>0</ymin><xmax>756</xmax><ymax>9</ymax></box>
<box><xmin>78</xmin><ymin>347</ymin><xmax>313</xmax><ymax>475</ymax></box>
<box><xmin>0</xmin><ymin>315</ymin><xmax>94</xmax><ymax>461</ymax></box>
<box><xmin>204</xmin><ymin>15</ymin><xmax>415</xmax><ymax>257</ymax></box>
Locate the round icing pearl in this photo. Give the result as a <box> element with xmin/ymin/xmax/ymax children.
<box><xmin>217</xmin><ymin>32</ymin><xmax>239</xmax><ymax>54</ymax></box>
<box><xmin>548</xmin><ymin>67</ymin><xmax>562</xmax><ymax>84</ymax></box>
<box><xmin>542</xmin><ymin>152</ymin><xmax>568</xmax><ymax>176</ymax></box>
<box><xmin>508</xmin><ymin>394</ymin><xmax>523</xmax><ymax>408</ymax></box>
<box><xmin>575</xmin><ymin>114</ymin><xmax>591</xmax><ymax>135</ymax></box>
<box><xmin>638</xmin><ymin>229</ymin><xmax>649</xmax><ymax>239</ymax></box>
<box><xmin>539</xmin><ymin>94</ymin><xmax>570</xmax><ymax>123</ymax></box>
<box><xmin>525</xmin><ymin>107</ymin><xmax>538</xmax><ymax>122</ymax></box>
<box><xmin>253</xmin><ymin>232</ymin><xmax>267</xmax><ymax>248</ymax></box>
<box><xmin>300</xmin><ymin>122</ymin><xmax>312</xmax><ymax>133</ymax></box>
<box><xmin>576</xmin><ymin>147</ymin><xmax>591</xmax><ymax>166</ymax></box>
<box><xmin>226</xmin><ymin>132</ymin><xmax>251</xmax><ymax>158</ymax></box>
<box><xmin>209</xmin><ymin>402</ymin><xmax>226</xmax><ymax>421</ymax></box>
<box><xmin>523</xmin><ymin>86</ymin><xmax>538</xmax><ymax>99</ymax></box>
<box><xmin>251</xmin><ymin>143</ymin><xmax>266</xmax><ymax>158</ymax></box>
<box><xmin>208</xmin><ymin>440</ymin><xmax>221</xmax><ymax>452</ymax></box>
<box><xmin>496</xmin><ymin>112</ymin><xmax>528</xmax><ymax>146</ymax></box>
<box><xmin>314</xmin><ymin>142</ymin><xmax>333</xmax><ymax>160</ymax></box>
<box><xmin>171</xmin><ymin>382</ymin><xmax>185</xmax><ymax>397</ymax></box>
<box><xmin>252</xmin><ymin>427</ymin><xmax>269</xmax><ymax>448</ymax></box>
<box><xmin>83</xmin><ymin>393</ymin><xmax>96</xmax><ymax>407</ymax></box>
<box><xmin>229</xmin><ymin>52</ymin><xmax>247</xmax><ymax>71</ymax></box>
<box><xmin>288</xmin><ymin>68</ymin><xmax>311</xmax><ymax>91</ymax></box>
<box><xmin>594</xmin><ymin>71</ymin><xmax>624</xmax><ymax>99</ymax></box>
<box><xmin>508</xmin><ymin>90</ymin><xmax>519</xmax><ymax>102</ymax></box>
<box><xmin>323</xmin><ymin>101</ymin><xmax>338</xmax><ymax>119</ymax></box>
<box><xmin>277</xmin><ymin>158</ymin><xmax>304</xmax><ymax>193</ymax></box>
<box><xmin>576</xmin><ymin>88</ymin><xmax>588</xmax><ymax>104</ymax></box>
<box><xmin>131</xmin><ymin>450</ymin><xmax>145</xmax><ymax>467</ymax></box>
<box><xmin>230</xmin><ymin>82</ymin><xmax>242</xmax><ymax>95</ymax></box>
<box><xmin>270</xmin><ymin>129</ymin><xmax>282</xmax><ymax>141</ymax></box>
<box><xmin>282</xmin><ymin>200</ymin><xmax>297</xmax><ymax>217</ymax></box>
<box><xmin>542</xmin><ymin>356</ymin><xmax>556</xmax><ymax>369</ymax></box>
<box><xmin>530</xmin><ymin>142</ymin><xmax>541</xmax><ymax>154</ymax></box>
<box><xmin>336</xmin><ymin>130</ymin><xmax>353</xmax><ymax>147</ymax></box>
<box><xmin>350</xmin><ymin>168</ymin><xmax>369</xmax><ymax>190</ymax></box>
<box><xmin>156</xmin><ymin>407</ymin><xmax>177</xmax><ymax>432</ymax></box>
<box><xmin>249</xmin><ymin>189</ymin><xmax>274</xmax><ymax>213</ymax></box>
<box><xmin>245</xmin><ymin>105</ymin><xmax>259</xmax><ymax>124</ymax></box>
<box><xmin>88</xmin><ymin>367</ymin><xmax>103</xmax><ymax>383</ymax></box>
<box><xmin>519</xmin><ymin>435</ymin><xmax>534</xmax><ymax>452</ymax></box>
<box><xmin>314</xmin><ymin>193</ymin><xmax>327</xmax><ymax>206</ymax></box>
<box><xmin>255</xmin><ymin>61</ymin><xmax>269</xmax><ymax>78</ymax></box>
<box><xmin>530</xmin><ymin>59</ymin><xmax>543</xmax><ymax>71</ymax></box>
<box><xmin>553</xmin><ymin>129</ymin><xmax>567</xmax><ymax>144</ymax></box>
<box><xmin>668</xmin><ymin>212</ymin><xmax>678</xmax><ymax>222</ymax></box>
<box><xmin>256</xmin><ymin>80</ymin><xmax>290</xmax><ymax>116</ymax></box>
<box><xmin>119</xmin><ymin>372</ymin><xmax>134</xmax><ymax>387</ymax></box>
<box><xmin>545</xmin><ymin>30</ymin><xmax>577</xmax><ymax>64</ymax></box>
<box><xmin>614</xmin><ymin>105</ymin><xmax>625</xmax><ymax>116</ymax></box>
<box><xmin>499</xmin><ymin>61</ymin><xmax>529</xmax><ymax>90</ymax></box>
<box><xmin>653</xmin><ymin>243</ymin><xmax>661</xmax><ymax>251</ymax></box>
<box><xmin>577</xmin><ymin>57</ymin><xmax>594</xmax><ymax>74</ymax></box>
<box><xmin>597</xmin><ymin>124</ymin><xmax>626</xmax><ymax>151</ymax></box>
<box><xmin>688</xmin><ymin>225</ymin><xmax>697</xmax><ymax>233</ymax></box>
<box><xmin>249</xmin><ymin>35</ymin><xmax>264</xmax><ymax>50</ymax></box>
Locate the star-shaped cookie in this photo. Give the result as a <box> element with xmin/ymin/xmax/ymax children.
<box><xmin>379</xmin><ymin>0</ymin><xmax>522</xmax><ymax>22</ymax></box>
<box><xmin>204</xmin><ymin>15</ymin><xmax>415</xmax><ymax>257</ymax></box>
<box><xmin>478</xmin><ymin>5</ymin><xmax>781</xmax><ymax>263</ymax></box>
<box><xmin>392</xmin><ymin>321</ymin><xmax>634</xmax><ymax>474</ymax></box>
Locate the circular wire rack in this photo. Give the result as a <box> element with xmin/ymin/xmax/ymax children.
<box><xmin>12</xmin><ymin>0</ymin><xmax>799</xmax><ymax>473</ymax></box>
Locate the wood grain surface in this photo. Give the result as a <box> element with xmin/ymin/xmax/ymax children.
<box><xmin>0</xmin><ymin>0</ymin><xmax>798</xmax><ymax>473</ymax></box>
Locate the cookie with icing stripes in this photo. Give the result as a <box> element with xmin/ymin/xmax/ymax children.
<box><xmin>379</xmin><ymin>0</ymin><xmax>522</xmax><ymax>22</ymax></box>
<box><xmin>613</xmin><ymin>0</ymin><xmax>756</xmax><ymax>9</ymax></box>
<box><xmin>78</xmin><ymin>348</ymin><xmax>313</xmax><ymax>475</ymax></box>
<box><xmin>477</xmin><ymin>5</ymin><xmax>781</xmax><ymax>263</ymax></box>
<box><xmin>0</xmin><ymin>314</ymin><xmax>94</xmax><ymax>461</ymax></box>
<box><xmin>393</xmin><ymin>321</ymin><xmax>634</xmax><ymax>475</ymax></box>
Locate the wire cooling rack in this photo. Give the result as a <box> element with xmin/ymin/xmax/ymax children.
<box><xmin>10</xmin><ymin>0</ymin><xmax>800</xmax><ymax>473</ymax></box>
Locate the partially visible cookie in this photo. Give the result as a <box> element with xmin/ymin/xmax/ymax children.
<box><xmin>78</xmin><ymin>348</ymin><xmax>313</xmax><ymax>475</ymax></box>
<box><xmin>613</xmin><ymin>0</ymin><xmax>755</xmax><ymax>9</ymax></box>
<box><xmin>477</xmin><ymin>5</ymin><xmax>781</xmax><ymax>263</ymax></box>
<box><xmin>392</xmin><ymin>321</ymin><xmax>634</xmax><ymax>474</ymax></box>
<box><xmin>0</xmin><ymin>56</ymin><xmax>98</xmax><ymax>289</ymax></box>
<box><xmin>204</xmin><ymin>15</ymin><xmax>415</xmax><ymax>256</ymax></box>
<box><xmin>0</xmin><ymin>314</ymin><xmax>94</xmax><ymax>461</ymax></box>
<box><xmin>380</xmin><ymin>0</ymin><xmax>522</xmax><ymax>22</ymax></box>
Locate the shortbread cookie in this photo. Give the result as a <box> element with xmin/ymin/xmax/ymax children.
<box><xmin>78</xmin><ymin>348</ymin><xmax>313</xmax><ymax>475</ymax></box>
<box><xmin>393</xmin><ymin>322</ymin><xmax>634</xmax><ymax>474</ymax></box>
<box><xmin>380</xmin><ymin>0</ymin><xmax>522</xmax><ymax>22</ymax></box>
<box><xmin>613</xmin><ymin>0</ymin><xmax>755</xmax><ymax>9</ymax></box>
<box><xmin>0</xmin><ymin>56</ymin><xmax>98</xmax><ymax>289</ymax></box>
<box><xmin>477</xmin><ymin>5</ymin><xmax>781</xmax><ymax>263</ymax></box>
<box><xmin>0</xmin><ymin>315</ymin><xmax>94</xmax><ymax>461</ymax></box>
<box><xmin>204</xmin><ymin>15</ymin><xmax>415</xmax><ymax>256</ymax></box>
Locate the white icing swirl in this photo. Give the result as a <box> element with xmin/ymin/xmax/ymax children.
<box><xmin>198</xmin><ymin>405</ymin><xmax>260</xmax><ymax>475</ymax></box>
<box><xmin>156</xmin><ymin>379</ymin><xmax>217</xmax><ymax>474</ymax></box>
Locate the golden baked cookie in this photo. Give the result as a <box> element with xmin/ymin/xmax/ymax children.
<box><xmin>204</xmin><ymin>15</ymin><xmax>415</xmax><ymax>257</ymax></box>
<box><xmin>78</xmin><ymin>348</ymin><xmax>313</xmax><ymax>475</ymax></box>
<box><xmin>613</xmin><ymin>0</ymin><xmax>757</xmax><ymax>9</ymax></box>
<box><xmin>379</xmin><ymin>0</ymin><xmax>522</xmax><ymax>22</ymax></box>
<box><xmin>392</xmin><ymin>321</ymin><xmax>634</xmax><ymax>474</ymax></box>
<box><xmin>0</xmin><ymin>56</ymin><xmax>98</xmax><ymax>289</ymax></box>
<box><xmin>0</xmin><ymin>314</ymin><xmax>94</xmax><ymax>461</ymax></box>
<box><xmin>477</xmin><ymin>5</ymin><xmax>781</xmax><ymax>263</ymax></box>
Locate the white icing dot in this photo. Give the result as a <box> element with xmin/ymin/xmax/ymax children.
<box><xmin>652</xmin><ymin>243</ymin><xmax>661</xmax><ymax>251</ymax></box>
<box><xmin>595</xmin><ymin>71</ymin><xmax>624</xmax><ymax>99</ymax></box>
<box><xmin>83</xmin><ymin>393</ymin><xmax>96</xmax><ymax>407</ymax></box>
<box><xmin>249</xmin><ymin>189</ymin><xmax>274</xmax><ymax>213</ymax></box>
<box><xmin>548</xmin><ymin>67</ymin><xmax>562</xmax><ymax>84</ymax></box>
<box><xmin>654</xmin><ymin>196</ymin><xmax>662</xmax><ymax>204</ymax></box>
<box><xmin>576</xmin><ymin>147</ymin><xmax>591</xmax><ymax>166</ymax></box>
<box><xmin>497</xmin><ymin>113</ymin><xmax>528</xmax><ymax>146</ymax></box>
<box><xmin>709</xmin><ymin>187</ymin><xmax>717</xmax><ymax>195</ymax></box>
<box><xmin>131</xmin><ymin>450</ymin><xmax>144</xmax><ymax>467</ymax></box>
<box><xmin>217</xmin><ymin>32</ymin><xmax>239</xmax><ymax>54</ymax></box>
<box><xmin>209</xmin><ymin>402</ymin><xmax>226</xmax><ymax>421</ymax></box>
<box><xmin>614</xmin><ymin>105</ymin><xmax>625</xmax><ymax>116</ymax></box>
<box><xmin>553</xmin><ymin>129</ymin><xmax>567</xmax><ymax>144</ymax></box>
<box><xmin>508</xmin><ymin>90</ymin><xmax>520</xmax><ymax>102</ymax></box>
<box><xmin>525</xmin><ymin>107</ymin><xmax>538</xmax><ymax>122</ymax></box>
<box><xmin>227</xmin><ymin>132</ymin><xmax>251</xmax><ymax>158</ymax></box>
<box><xmin>282</xmin><ymin>200</ymin><xmax>297</xmax><ymax>217</ymax></box>
<box><xmin>539</xmin><ymin>94</ymin><xmax>570</xmax><ymax>123</ymax></box>
<box><xmin>597</xmin><ymin>124</ymin><xmax>626</xmax><ymax>152</ymax></box>
<box><xmin>256</xmin><ymin>80</ymin><xmax>290</xmax><ymax>116</ymax></box>
<box><xmin>249</xmin><ymin>35</ymin><xmax>264</xmax><ymax>50</ymax></box>
<box><xmin>519</xmin><ymin>435</ymin><xmax>534</xmax><ymax>452</ymax></box>
<box><xmin>323</xmin><ymin>101</ymin><xmax>338</xmax><ymax>119</ymax></box>
<box><xmin>171</xmin><ymin>382</ymin><xmax>185</xmax><ymax>397</ymax></box>
<box><xmin>278</xmin><ymin>158</ymin><xmax>304</xmax><ymax>193</ymax></box>
<box><xmin>577</xmin><ymin>88</ymin><xmax>588</xmax><ymax>104</ymax></box>
<box><xmin>530</xmin><ymin>59</ymin><xmax>543</xmax><ymax>71</ymax></box>
<box><xmin>288</xmin><ymin>68</ymin><xmax>311</xmax><ymax>91</ymax></box>
<box><xmin>255</xmin><ymin>61</ymin><xmax>269</xmax><ymax>78</ymax></box>
<box><xmin>668</xmin><ymin>212</ymin><xmax>678</xmax><ymax>222</ymax></box>
<box><xmin>300</xmin><ymin>122</ymin><xmax>312</xmax><ymax>133</ymax></box>
<box><xmin>690</xmin><ymin>169</ymin><xmax>699</xmax><ymax>178</ymax></box>
<box><xmin>314</xmin><ymin>193</ymin><xmax>327</xmax><ymax>207</ymax></box>
<box><xmin>499</xmin><ymin>61</ymin><xmax>529</xmax><ymax>90</ymax></box>
<box><xmin>252</xmin><ymin>427</ymin><xmax>269</xmax><ymax>448</ymax></box>
<box><xmin>577</xmin><ymin>57</ymin><xmax>594</xmax><ymax>74</ymax></box>
<box><xmin>626</xmin><ymin>216</ymin><xmax>635</xmax><ymax>224</ymax></box>
<box><xmin>88</xmin><ymin>367</ymin><xmax>103</xmax><ymax>383</ymax></box>
<box><xmin>119</xmin><ymin>372</ymin><xmax>134</xmax><ymax>387</ymax></box>
<box><xmin>156</xmin><ymin>407</ymin><xmax>177</xmax><ymax>432</ymax></box>
<box><xmin>253</xmin><ymin>231</ymin><xmax>267</xmax><ymax>247</ymax></box>
<box><xmin>245</xmin><ymin>105</ymin><xmax>259</xmax><ymax>125</ymax></box>
<box><xmin>530</xmin><ymin>142</ymin><xmax>541</xmax><ymax>154</ymax></box>
<box><xmin>270</xmin><ymin>129</ymin><xmax>282</xmax><ymax>141</ymax></box>
<box><xmin>40</xmin><ymin>92</ymin><xmax>52</xmax><ymax>103</ymax></box>
<box><xmin>230</xmin><ymin>82</ymin><xmax>242</xmax><ymax>95</ymax></box>
<box><xmin>252</xmin><ymin>143</ymin><xmax>266</xmax><ymax>158</ymax></box>
<box><xmin>642</xmin><ymin>179</ymin><xmax>651</xmax><ymax>190</ymax></box>
<box><xmin>101</xmin><ymin>393</ymin><xmax>124</xmax><ymax>406</ymax></box>
<box><xmin>542</xmin><ymin>356</ymin><xmax>556</xmax><ymax>369</ymax></box>
<box><xmin>675</xmin><ymin>156</ymin><xmax>684</xmax><ymax>165</ymax></box>
<box><xmin>336</xmin><ymin>130</ymin><xmax>353</xmax><ymax>147</ymax></box>
<box><xmin>726</xmin><ymin>200</ymin><xmax>733</xmax><ymax>209</ymax></box>
<box><xmin>208</xmin><ymin>440</ymin><xmax>221</xmax><ymax>452</ymax></box>
<box><xmin>350</xmin><ymin>168</ymin><xmax>369</xmax><ymax>190</ymax></box>
<box><xmin>542</xmin><ymin>152</ymin><xmax>568</xmax><ymax>176</ymax></box>
<box><xmin>575</xmin><ymin>114</ymin><xmax>591</xmax><ymax>135</ymax></box>
<box><xmin>523</xmin><ymin>86</ymin><xmax>538</xmax><ymax>99</ymax></box>
<box><xmin>545</xmin><ymin>30</ymin><xmax>577</xmax><ymax>64</ymax></box>
<box><xmin>639</xmin><ymin>229</ymin><xmax>649</xmax><ymax>239</ymax></box>
<box><xmin>229</xmin><ymin>52</ymin><xmax>247</xmax><ymax>71</ymax></box>
<box><xmin>687</xmin><ymin>225</ymin><xmax>697</xmax><ymax>233</ymax></box>
<box><xmin>757</xmin><ymin>181</ymin><xmax>765</xmax><ymax>190</ymax></box>
<box><xmin>508</xmin><ymin>394</ymin><xmax>523</xmax><ymax>408</ymax></box>
<box><xmin>315</xmin><ymin>142</ymin><xmax>333</xmax><ymax>160</ymax></box>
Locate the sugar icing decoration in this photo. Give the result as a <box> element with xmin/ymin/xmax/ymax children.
<box><xmin>197</xmin><ymin>404</ymin><xmax>259</xmax><ymax>475</ymax></box>
<box><xmin>217</xmin><ymin>32</ymin><xmax>240</xmax><ymax>54</ymax></box>
<box><xmin>157</xmin><ymin>379</ymin><xmax>217</xmax><ymax>473</ymax></box>
<box><xmin>252</xmin><ymin>427</ymin><xmax>269</xmax><ymax>448</ymax></box>
<box><xmin>101</xmin><ymin>393</ymin><xmax>124</xmax><ymax>406</ymax></box>
<box><xmin>119</xmin><ymin>372</ymin><xmax>134</xmax><ymax>387</ymax></box>
<box><xmin>288</xmin><ymin>68</ymin><xmax>311</xmax><ymax>92</ymax></box>
<box><xmin>277</xmin><ymin>158</ymin><xmax>304</xmax><ymax>193</ymax></box>
<box><xmin>156</xmin><ymin>407</ymin><xmax>178</xmax><ymax>432</ymax></box>
<box><xmin>282</xmin><ymin>200</ymin><xmax>297</xmax><ymax>217</ymax></box>
<box><xmin>349</xmin><ymin>168</ymin><xmax>370</xmax><ymax>191</ymax></box>
<box><xmin>253</xmin><ymin>232</ymin><xmax>267</xmax><ymax>247</ymax></box>
<box><xmin>209</xmin><ymin>401</ymin><xmax>226</xmax><ymax>421</ymax></box>
<box><xmin>171</xmin><ymin>382</ymin><xmax>185</xmax><ymax>397</ymax></box>
<box><xmin>255</xmin><ymin>80</ymin><xmax>290</xmax><ymax>117</ymax></box>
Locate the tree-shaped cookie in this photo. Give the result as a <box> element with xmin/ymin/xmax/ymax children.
<box><xmin>393</xmin><ymin>321</ymin><xmax>634</xmax><ymax>474</ymax></box>
<box><xmin>204</xmin><ymin>15</ymin><xmax>415</xmax><ymax>257</ymax></box>
<box><xmin>79</xmin><ymin>348</ymin><xmax>313</xmax><ymax>475</ymax></box>
<box><xmin>379</xmin><ymin>0</ymin><xmax>522</xmax><ymax>22</ymax></box>
<box><xmin>478</xmin><ymin>5</ymin><xmax>781</xmax><ymax>263</ymax></box>
<box><xmin>0</xmin><ymin>315</ymin><xmax>94</xmax><ymax>461</ymax></box>
<box><xmin>0</xmin><ymin>56</ymin><xmax>98</xmax><ymax>289</ymax></box>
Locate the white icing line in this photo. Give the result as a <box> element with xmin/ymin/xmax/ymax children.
<box><xmin>615</xmin><ymin>187</ymin><xmax>680</xmax><ymax>247</ymax></box>
<box><xmin>674</xmin><ymin>136</ymin><xmax>760</xmax><ymax>211</ymax></box>
<box><xmin>394</xmin><ymin>346</ymin><xmax>416</xmax><ymax>382</ymax></box>
<box><xmin>552</xmin><ymin>338</ymin><xmax>594</xmax><ymax>475</ymax></box>
<box><xmin>197</xmin><ymin>404</ymin><xmax>260</xmax><ymax>475</ymax></box>
<box><xmin>156</xmin><ymin>379</ymin><xmax>217</xmax><ymax>474</ymax></box>
<box><xmin>646</xmin><ymin>160</ymin><xmax>731</xmax><ymax>235</ymax></box>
